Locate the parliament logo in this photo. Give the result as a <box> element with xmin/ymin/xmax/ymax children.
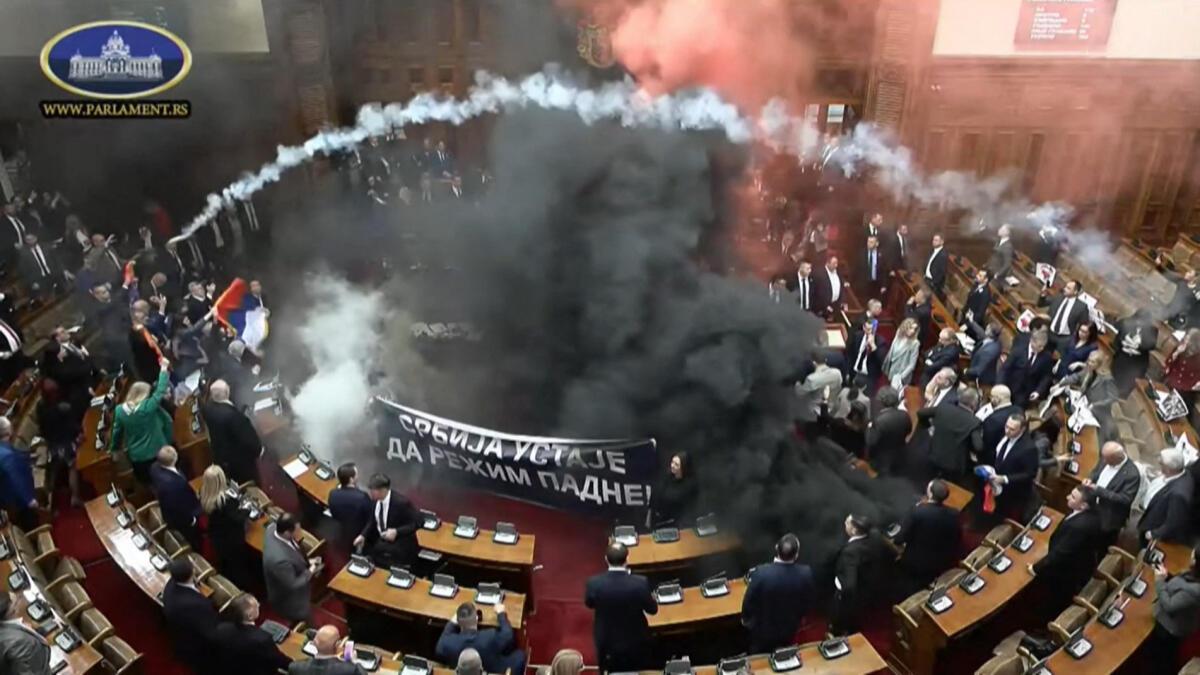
<box><xmin>39</xmin><ymin>21</ymin><xmax>191</xmax><ymax>118</ymax></box>
<box><xmin>576</xmin><ymin>20</ymin><xmax>616</xmax><ymax>69</ymax></box>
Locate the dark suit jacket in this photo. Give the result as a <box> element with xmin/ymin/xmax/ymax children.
<box><xmin>363</xmin><ymin>490</ymin><xmax>420</xmax><ymax>561</ymax></box>
<box><xmin>0</xmin><ymin>621</ymin><xmax>51</xmax><ymax>674</ymax></box>
<box><xmin>787</xmin><ymin>272</ymin><xmax>815</xmax><ymax>312</ymax></box>
<box><xmin>1087</xmin><ymin>460</ymin><xmax>1141</xmax><ymax>534</ymax></box>
<box><xmin>846</xmin><ymin>330</ymin><xmax>886</xmax><ymax>381</ymax></box>
<box><xmin>16</xmin><ymin>244</ymin><xmax>62</xmax><ymax>284</ymax></box>
<box><xmin>1038</xmin><ymin>293</ymin><xmax>1090</xmax><ymax>340</ymax></box>
<box><xmin>888</xmin><ymin>231</ymin><xmax>911</xmax><ymax>272</ymax></box>
<box><xmin>288</xmin><ymin>657</ymin><xmax>366</xmax><ymax>675</ymax></box>
<box><xmin>741</xmin><ymin>561</ymin><xmax>815</xmax><ymax>649</ymax></box>
<box><xmin>856</xmin><ymin>248</ymin><xmax>891</xmax><ymax>291</ymax></box>
<box><xmin>993</xmin><ymin>435</ymin><xmax>1039</xmax><ymax>518</ymax></box>
<box><xmin>150</xmin><ymin>464</ymin><xmax>201</xmax><ymax>534</ymax></box>
<box><xmin>834</xmin><ymin>535</ymin><xmax>888</xmax><ymax>610</ymax></box>
<box><xmin>435</xmin><ymin>614</ymin><xmax>519</xmax><ymax>674</ymax></box>
<box><xmin>328</xmin><ymin>485</ymin><xmax>373</xmax><ymax>548</ymax></box>
<box><xmin>201</xmin><ymin>400</ymin><xmax>263</xmax><ymax>485</ymax></box>
<box><xmin>811</xmin><ymin>268</ymin><xmax>848</xmax><ymax>314</ymax></box>
<box><xmin>920</xmin><ymin>343</ymin><xmax>962</xmax><ymax>385</ymax></box>
<box><xmin>1032</xmin><ymin>510</ymin><xmax>1102</xmax><ymax>586</ymax></box>
<box><xmin>214</xmin><ymin>622</ymin><xmax>291</xmax><ymax>675</ymax></box>
<box><xmin>981</xmin><ymin>404</ymin><xmax>1022</xmax><ymax>459</ymax></box>
<box><xmin>865</xmin><ymin>408</ymin><xmax>911</xmax><ymax>471</ymax></box>
<box><xmin>965</xmin><ymin>338</ymin><xmax>1001</xmax><ymax>386</ymax></box>
<box><xmin>986</xmin><ymin>240</ymin><xmax>1014</xmax><ymax>281</ymax></box>
<box><xmin>897</xmin><ymin>502</ymin><xmax>962</xmax><ymax>578</ymax></box>
<box><xmin>962</xmin><ymin>284</ymin><xmax>992</xmax><ymax>325</ymax></box>
<box><xmin>163</xmin><ymin>581</ymin><xmax>222</xmax><ymax>671</ymax></box>
<box><xmin>999</xmin><ymin>347</ymin><xmax>1054</xmax><ymax>406</ymax></box>
<box><xmin>1139</xmin><ymin>473</ymin><xmax>1195</xmax><ymax>543</ymax></box>
<box><xmin>584</xmin><ymin>570</ymin><xmax>658</xmax><ymax>657</ymax></box>
<box><xmin>922</xmin><ymin>248</ymin><xmax>947</xmax><ymax>294</ymax></box>
<box><xmin>918</xmin><ymin>404</ymin><xmax>982</xmax><ymax>476</ymax></box>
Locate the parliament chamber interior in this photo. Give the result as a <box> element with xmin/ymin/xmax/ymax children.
<box><xmin>2</xmin><ymin>1</ymin><xmax>1200</xmax><ymax>674</ymax></box>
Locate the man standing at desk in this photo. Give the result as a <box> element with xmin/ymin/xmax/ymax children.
<box><xmin>585</xmin><ymin>543</ymin><xmax>658</xmax><ymax>671</ymax></box>
<box><xmin>353</xmin><ymin>473</ymin><xmax>419</xmax><ymax>569</ymax></box>
<box><xmin>163</xmin><ymin>558</ymin><xmax>223</xmax><ymax>675</ymax></box>
<box><xmin>264</xmin><ymin>514</ymin><xmax>320</xmax><ymax>624</ymax></box>
<box><xmin>741</xmin><ymin>533</ymin><xmax>815</xmax><ymax>653</ymax></box>
<box><xmin>1082</xmin><ymin>441</ymin><xmax>1141</xmax><ymax>547</ymax></box>
<box><xmin>329</xmin><ymin>462</ymin><xmax>373</xmax><ymax>552</ymax></box>
<box><xmin>0</xmin><ymin>590</ymin><xmax>50</xmax><ymax>674</ymax></box>
<box><xmin>202</xmin><ymin>379</ymin><xmax>264</xmax><ymax>485</ymax></box>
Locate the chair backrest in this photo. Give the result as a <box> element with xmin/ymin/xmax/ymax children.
<box><xmin>161</xmin><ymin>531</ymin><xmax>191</xmax><ymax>559</ymax></box>
<box><xmin>244</xmin><ymin>486</ymin><xmax>270</xmax><ymax>507</ymax></box>
<box><xmin>1074</xmin><ymin>577</ymin><xmax>1111</xmax><ymax>613</ymax></box>
<box><xmin>974</xmin><ymin>653</ymin><xmax>1023</xmax><ymax>675</ymax></box>
<box><xmin>78</xmin><ymin>608</ymin><xmax>115</xmax><ymax>645</ymax></box>
<box><xmin>206</xmin><ymin>574</ymin><xmax>240</xmax><ymax>613</ymax></box>
<box><xmin>933</xmin><ymin>567</ymin><xmax>966</xmax><ymax>592</ymax></box>
<box><xmin>1048</xmin><ymin>604</ymin><xmax>1091</xmax><ymax>644</ymax></box>
<box><xmin>1096</xmin><ymin>552</ymin><xmax>1131</xmax><ymax>586</ymax></box>
<box><xmin>186</xmin><ymin>552</ymin><xmax>215</xmax><ymax>583</ymax></box>
<box><xmin>962</xmin><ymin>545</ymin><xmax>996</xmax><ymax>572</ymax></box>
<box><xmin>893</xmin><ymin>588</ymin><xmax>931</xmax><ymax>669</ymax></box>
<box><xmin>52</xmin><ymin>581</ymin><xmax>92</xmax><ymax>619</ymax></box>
<box><xmin>985</xmin><ymin>524</ymin><xmax>1017</xmax><ymax>549</ymax></box>
<box><xmin>297</xmin><ymin>530</ymin><xmax>324</xmax><ymax>558</ymax></box>
<box><xmin>100</xmin><ymin>635</ymin><xmax>143</xmax><ymax>675</ymax></box>
<box><xmin>1179</xmin><ymin>656</ymin><xmax>1200</xmax><ymax>675</ymax></box>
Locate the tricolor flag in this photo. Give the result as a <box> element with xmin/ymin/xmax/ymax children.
<box><xmin>213</xmin><ymin>278</ymin><xmax>269</xmax><ymax>351</ymax></box>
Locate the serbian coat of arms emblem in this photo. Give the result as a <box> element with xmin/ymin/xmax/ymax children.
<box><xmin>577</xmin><ymin>20</ymin><xmax>615</xmax><ymax>68</ymax></box>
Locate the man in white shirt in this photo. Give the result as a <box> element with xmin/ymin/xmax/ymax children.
<box><xmin>1082</xmin><ymin>441</ymin><xmax>1141</xmax><ymax>545</ymax></box>
<box><xmin>831</xmin><ymin>514</ymin><xmax>885</xmax><ymax>636</ymax></box>
<box><xmin>1038</xmin><ymin>279</ymin><xmax>1088</xmax><ymax>357</ymax></box>
<box><xmin>792</xmin><ymin>260</ymin><xmax>814</xmax><ymax>312</ymax></box>
<box><xmin>923</xmin><ymin>233</ymin><xmax>947</xmax><ymax>299</ymax></box>
<box><xmin>814</xmin><ymin>255</ymin><xmax>848</xmax><ymax>316</ymax></box>
<box><xmin>1138</xmin><ymin>447</ymin><xmax>1194</xmax><ymax>545</ymax></box>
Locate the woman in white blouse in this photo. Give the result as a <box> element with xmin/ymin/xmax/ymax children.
<box><xmin>882</xmin><ymin>318</ymin><xmax>921</xmax><ymax>390</ymax></box>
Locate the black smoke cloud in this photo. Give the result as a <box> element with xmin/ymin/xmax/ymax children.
<box><xmin>269</xmin><ymin>107</ymin><xmax>916</xmax><ymax>565</ymax></box>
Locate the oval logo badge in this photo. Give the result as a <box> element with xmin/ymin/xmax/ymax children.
<box><xmin>40</xmin><ymin>21</ymin><xmax>191</xmax><ymax>100</ymax></box>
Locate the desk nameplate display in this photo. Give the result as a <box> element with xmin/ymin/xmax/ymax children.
<box><xmin>926</xmin><ymin>593</ymin><xmax>953</xmax><ymax>614</ymax></box>
<box><xmin>430</xmin><ymin>574</ymin><xmax>458</xmax><ymax>599</ymax></box>
<box><xmin>1014</xmin><ymin>534</ymin><xmax>1035</xmax><ymax>553</ymax></box>
<box><xmin>652</xmin><ymin>527</ymin><xmax>680</xmax><ymax>544</ymax></box>
<box><xmin>959</xmin><ymin>574</ymin><xmax>986</xmax><ymax>594</ymax></box>
<box><xmin>988</xmin><ymin>554</ymin><xmax>1013</xmax><ymax>574</ymax></box>
<box><xmin>1033</xmin><ymin>513</ymin><xmax>1052</xmax><ymax>531</ymax></box>
<box><xmin>818</xmin><ymin>638</ymin><xmax>851</xmax><ymax>660</ymax></box>
<box><xmin>454</xmin><ymin>517</ymin><xmax>479</xmax><ymax>540</ymax></box>
<box><xmin>348</xmin><ymin>556</ymin><xmax>374</xmax><ymax>578</ymax></box>
<box><xmin>387</xmin><ymin>567</ymin><xmax>415</xmax><ymax>589</ymax></box>
<box><xmin>493</xmin><ymin>522</ymin><xmax>518</xmax><ymax>545</ymax></box>
<box><xmin>654</xmin><ymin>583</ymin><xmax>683</xmax><ymax>604</ymax></box>
<box><xmin>613</xmin><ymin>526</ymin><xmax>638</xmax><ymax>547</ymax></box>
<box><xmin>700</xmin><ymin>576</ymin><xmax>729</xmax><ymax>598</ymax></box>
<box><xmin>769</xmin><ymin>647</ymin><xmax>801</xmax><ymax>672</ymax></box>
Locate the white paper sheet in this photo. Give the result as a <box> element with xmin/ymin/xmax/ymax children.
<box><xmin>282</xmin><ymin>458</ymin><xmax>309</xmax><ymax>479</ymax></box>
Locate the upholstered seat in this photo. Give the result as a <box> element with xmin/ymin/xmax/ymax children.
<box><xmin>100</xmin><ymin>635</ymin><xmax>143</xmax><ymax>675</ymax></box>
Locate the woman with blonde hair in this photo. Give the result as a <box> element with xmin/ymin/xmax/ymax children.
<box><xmin>109</xmin><ymin>361</ymin><xmax>171</xmax><ymax>485</ymax></box>
<box><xmin>882</xmin><ymin>318</ymin><xmax>920</xmax><ymax>389</ymax></box>
<box><xmin>200</xmin><ymin>464</ymin><xmax>252</xmax><ymax>587</ymax></box>
<box><xmin>543</xmin><ymin>649</ymin><xmax>584</xmax><ymax>675</ymax></box>
<box><xmin>1062</xmin><ymin>350</ymin><xmax>1119</xmax><ymax>440</ymax></box>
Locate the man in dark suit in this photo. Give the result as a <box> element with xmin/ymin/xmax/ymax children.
<box><xmin>811</xmin><ymin>255</ymin><xmax>849</xmax><ymax>317</ymax></box>
<box><xmin>1082</xmin><ymin>441</ymin><xmax>1142</xmax><ymax>546</ymax></box>
<box><xmin>1033</xmin><ymin>225</ymin><xmax>1062</xmax><ymax>266</ymax></box>
<box><xmin>741</xmin><ymin>533</ymin><xmax>815</xmax><ymax>653</ymax></box>
<box><xmin>922</xmin><ymin>233</ymin><xmax>948</xmax><ymax>300</ymax></box>
<box><xmin>980</xmin><ymin>385</ymin><xmax>1021</xmax><ymax>456</ymax></box>
<box><xmin>787</xmin><ymin>260</ymin><xmax>815</xmax><ymax>313</ymax></box>
<box><xmin>328</xmin><ymin>462</ymin><xmax>373</xmax><ymax>551</ymax></box>
<box><xmin>163</xmin><ymin>558</ymin><xmax>224</xmax><ymax>675</ymax></box>
<box><xmin>201</xmin><ymin>379</ymin><xmax>263</xmax><ymax>485</ymax></box>
<box><xmin>151</xmin><ymin>446</ymin><xmax>202</xmax><ymax>550</ymax></box>
<box><xmin>855</xmin><ymin>235</ymin><xmax>890</xmax><ymax>302</ymax></box>
<box><xmin>919</xmin><ymin>328</ymin><xmax>962</xmax><ymax>386</ymax></box>
<box><xmin>0</xmin><ymin>590</ymin><xmax>50</xmax><ymax>673</ymax></box>
<box><xmin>16</xmin><ymin>232</ymin><xmax>67</xmax><ymax>300</ymax></box>
<box><xmin>1138</xmin><ymin>448</ymin><xmax>1194</xmax><ymax>546</ymax></box>
<box><xmin>1029</xmin><ymin>486</ymin><xmax>1103</xmax><ymax>607</ymax></box>
<box><xmin>865</xmin><ymin>387</ymin><xmax>911</xmax><ymax>475</ymax></box>
<box><xmin>353</xmin><ymin>473</ymin><xmax>420</xmax><ymax>568</ymax></box>
<box><xmin>864</xmin><ymin>212</ymin><xmax>884</xmax><ymax>241</ymax></box>
<box><xmin>887</xmin><ymin>223</ymin><xmax>911</xmax><ymax>273</ymax></box>
<box><xmin>584</xmin><ymin>543</ymin><xmax>658</xmax><ymax>671</ymax></box>
<box><xmin>986</xmin><ymin>414</ymin><xmax>1039</xmax><ymax>521</ymax></box>
<box><xmin>986</xmin><ymin>225</ymin><xmax>1014</xmax><ymax>283</ymax></box>
<box><xmin>904</xmin><ymin>286</ymin><xmax>934</xmax><ymax>343</ymax></box>
<box><xmin>896</xmin><ymin>480</ymin><xmax>963</xmax><ymax>596</ymax></box>
<box><xmin>960</xmin><ymin>269</ymin><xmax>992</xmax><ymax>337</ymax></box>
<box><xmin>831</xmin><ymin>514</ymin><xmax>888</xmax><ymax>636</ymax></box>
<box><xmin>1038</xmin><ymin>279</ymin><xmax>1090</xmax><ymax>357</ymax></box>
<box><xmin>435</xmin><ymin>601</ymin><xmax>526</xmax><ymax>675</ymax></box>
<box><xmin>918</xmin><ymin>386</ymin><xmax>982</xmax><ymax>480</ymax></box>
<box><xmin>846</xmin><ymin>318</ymin><xmax>886</xmax><ymax>394</ymax></box>
<box><xmin>999</xmin><ymin>330</ymin><xmax>1054</xmax><ymax>406</ymax></box>
<box><xmin>215</xmin><ymin>594</ymin><xmax>291</xmax><ymax>675</ymax></box>
<box><xmin>964</xmin><ymin>322</ymin><xmax>1002</xmax><ymax>386</ymax></box>
<box><xmin>287</xmin><ymin>625</ymin><xmax>364</xmax><ymax>675</ymax></box>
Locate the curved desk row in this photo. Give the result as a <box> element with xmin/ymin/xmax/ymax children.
<box><xmin>0</xmin><ymin>526</ymin><xmax>104</xmax><ymax>674</ymax></box>
<box><xmin>281</xmin><ymin>454</ymin><xmax>535</xmax><ymax>574</ymax></box>
<box><xmin>1042</xmin><ymin>565</ymin><xmax>1155</xmax><ymax>674</ymax></box>
<box><xmin>327</xmin><ymin>562</ymin><xmax>527</xmax><ymax>631</ymax></box>
<box><xmin>636</xmin><ymin>634</ymin><xmax>887</xmax><ymax>675</ymax></box>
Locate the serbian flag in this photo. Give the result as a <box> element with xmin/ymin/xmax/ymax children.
<box><xmin>213</xmin><ymin>278</ymin><xmax>269</xmax><ymax>351</ymax></box>
<box><xmin>123</xmin><ymin>261</ymin><xmax>137</xmax><ymax>287</ymax></box>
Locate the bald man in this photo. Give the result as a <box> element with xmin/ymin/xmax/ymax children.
<box><xmin>1083</xmin><ymin>442</ymin><xmax>1142</xmax><ymax>545</ymax></box>
<box><xmin>288</xmin><ymin>625</ymin><xmax>364</xmax><ymax>675</ymax></box>
<box><xmin>201</xmin><ymin>379</ymin><xmax>263</xmax><ymax>484</ymax></box>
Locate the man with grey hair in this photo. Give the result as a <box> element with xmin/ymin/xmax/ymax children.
<box><xmin>0</xmin><ymin>416</ymin><xmax>37</xmax><ymax>529</ymax></box>
<box><xmin>1083</xmin><ymin>441</ymin><xmax>1142</xmax><ymax>545</ymax></box>
<box><xmin>987</xmin><ymin>224</ymin><xmax>1014</xmax><ymax>282</ymax></box>
<box><xmin>1138</xmin><ymin>447</ymin><xmax>1194</xmax><ymax>545</ymax></box>
<box><xmin>455</xmin><ymin>649</ymin><xmax>483</xmax><ymax>675</ymax></box>
<box><xmin>920</xmin><ymin>329</ymin><xmax>961</xmax><ymax>386</ymax></box>
<box><xmin>0</xmin><ymin>590</ymin><xmax>51</xmax><ymax>673</ymax></box>
<box><xmin>201</xmin><ymin>379</ymin><xmax>264</xmax><ymax>484</ymax></box>
<box><xmin>924</xmin><ymin>367</ymin><xmax>958</xmax><ymax>408</ymax></box>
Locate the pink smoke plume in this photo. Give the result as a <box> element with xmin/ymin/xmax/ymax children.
<box><xmin>567</xmin><ymin>0</ymin><xmax>819</xmax><ymax>111</ymax></box>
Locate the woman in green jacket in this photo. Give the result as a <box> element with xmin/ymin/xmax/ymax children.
<box><xmin>109</xmin><ymin>360</ymin><xmax>172</xmax><ymax>485</ymax></box>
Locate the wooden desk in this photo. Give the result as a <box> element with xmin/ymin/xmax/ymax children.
<box><xmin>905</xmin><ymin>509</ymin><xmax>1064</xmax><ymax>675</ymax></box>
<box><xmin>681</xmin><ymin>634</ymin><xmax>887</xmax><ymax>675</ymax></box>
<box><xmin>1139</xmin><ymin>379</ymin><xmax>1200</xmax><ymax>447</ymax></box>
<box><xmin>75</xmin><ymin>378</ymin><xmax>129</xmax><ymax>495</ymax></box>
<box><xmin>327</xmin><ymin>564</ymin><xmax>527</xmax><ymax>630</ymax></box>
<box><xmin>172</xmin><ymin>393</ymin><xmax>211</xmax><ymax>480</ymax></box>
<box><xmin>648</xmin><ymin>579</ymin><xmax>746</xmax><ymax>631</ymax></box>
<box><xmin>621</xmin><ymin>529</ymin><xmax>741</xmax><ymax>574</ymax></box>
<box><xmin>85</xmin><ymin>495</ymin><xmax>177</xmax><ymax>603</ymax></box>
<box><xmin>0</xmin><ymin>528</ymin><xmax>104</xmax><ymax>674</ymax></box>
<box><xmin>1042</xmin><ymin>566</ymin><xmax>1155</xmax><ymax>674</ymax></box>
<box><xmin>282</xmin><ymin>454</ymin><xmax>536</xmax><ymax>574</ymax></box>
<box><xmin>1047</xmin><ymin>409</ymin><xmax>1100</xmax><ymax>511</ymax></box>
